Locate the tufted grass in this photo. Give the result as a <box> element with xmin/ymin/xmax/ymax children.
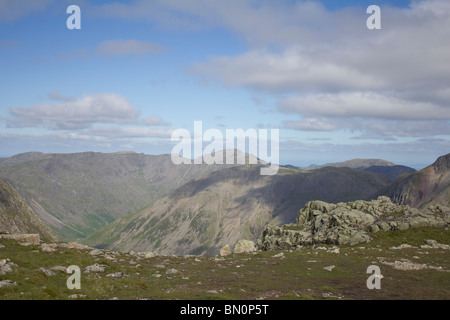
<box><xmin>1</xmin><ymin>226</ymin><xmax>449</xmax><ymax>300</ymax></box>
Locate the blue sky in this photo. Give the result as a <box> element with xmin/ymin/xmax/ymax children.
<box><xmin>1</xmin><ymin>0</ymin><xmax>449</xmax><ymax>169</ymax></box>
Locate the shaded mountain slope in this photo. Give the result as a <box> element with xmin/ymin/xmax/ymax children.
<box><xmin>0</xmin><ymin>178</ymin><xmax>57</xmax><ymax>242</ymax></box>
<box><xmin>381</xmin><ymin>153</ymin><xmax>450</xmax><ymax>208</ymax></box>
<box><xmin>360</xmin><ymin>165</ymin><xmax>416</xmax><ymax>181</ymax></box>
<box><xmin>84</xmin><ymin>165</ymin><xmax>390</xmax><ymax>255</ymax></box>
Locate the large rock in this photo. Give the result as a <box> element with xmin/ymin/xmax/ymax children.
<box><xmin>219</xmin><ymin>244</ymin><xmax>232</xmax><ymax>256</ymax></box>
<box><xmin>233</xmin><ymin>240</ymin><xmax>257</xmax><ymax>254</ymax></box>
<box><xmin>257</xmin><ymin>196</ymin><xmax>450</xmax><ymax>251</ymax></box>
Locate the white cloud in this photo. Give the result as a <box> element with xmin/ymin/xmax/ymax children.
<box><xmin>87</xmin><ymin>126</ymin><xmax>172</xmax><ymax>139</ymax></box>
<box><xmin>183</xmin><ymin>0</ymin><xmax>450</xmax><ymax>138</ymax></box>
<box><xmin>190</xmin><ymin>49</ymin><xmax>384</xmax><ymax>92</ymax></box>
<box><xmin>279</xmin><ymin>137</ymin><xmax>450</xmax><ymax>169</ymax></box>
<box><xmin>143</xmin><ymin>116</ymin><xmax>169</xmax><ymax>126</ymax></box>
<box><xmin>283</xmin><ymin>117</ymin><xmax>450</xmax><ymax>138</ymax></box>
<box><xmin>284</xmin><ymin>118</ymin><xmax>339</xmax><ymax>132</ymax></box>
<box><xmin>279</xmin><ymin>91</ymin><xmax>450</xmax><ymax>120</ymax></box>
<box><xmin>6</xmin><ymin>93</ymin><xmax>166</xmax><ymax>130</ymax></box>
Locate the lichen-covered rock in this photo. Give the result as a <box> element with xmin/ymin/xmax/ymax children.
<box><xmin>257</xmin><ymin>196</ymin><xmax>450</xmax><ymax>251</ymax></box>
<box><xmin>233</xmin><ymin>240</ymin><xmax>256</xmax><ymax>254</ymax></box>
<box><xmin>219</xmin><ymin>244</ymin><xmax>232</xmax><ymax>256</ymax></box>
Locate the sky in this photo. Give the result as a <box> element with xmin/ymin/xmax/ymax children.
<box><xmin>0</xmin><ymin>0</ymin><xmax>449</xmax><ymax>169</ymax></box>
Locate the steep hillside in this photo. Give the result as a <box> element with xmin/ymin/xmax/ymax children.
<box><xmin>360</xmin><ymin>165</ymin><xmax>416</xmax><ymax>181</ymax></box>
<box><xmin>381</xmin><ymin>153</ymin><xmax>450</xmax><ymax>208</ymax></box>
<box><xmin>0</xmin><ymin>178</ymin><xmax>57</xmax><ymax>242</ymax></box>
<box><xmin>0</xmin><ymin>151</ymin><xmax>239</xmax><ymax>241</ymax></box>
<box><xmin>84</xmin><ymin>165</ymin><xmax>390</xmax><ymax>255</ymax></box>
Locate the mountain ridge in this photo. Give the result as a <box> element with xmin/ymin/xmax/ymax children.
<box><xmin>304</xmin><ymin>158</ymin><xmax>396</xmax><ymax>170</ymax></box>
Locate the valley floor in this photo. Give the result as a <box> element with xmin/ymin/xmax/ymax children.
<box><xmin>0</xmin><ymin>227</ymin><xmax>449</xmax><ymax>300</ymax></box>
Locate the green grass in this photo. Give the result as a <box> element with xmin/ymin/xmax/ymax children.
<box><xmin>1</xmin><ymin>226</ymin><xmax>449</xmax><ymax>300</ymax></box>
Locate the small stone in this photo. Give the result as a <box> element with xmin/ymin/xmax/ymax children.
<box><xmin>68</xmin><ymin>294</ymin><xmax>86</xmax><ymax>299</ymax></box>
<box><xmin>207</xmin><ymin>290</ymin><xmax>219</xmax><ymax>294</ymax></box>
<box><xmin>89</xmin><ymin>249</ymin><xmax>103</xmax><ymax>256</ymax></box>
<box><xmin>84</xmin><ymin>264</ymin><xmax>106</xmax><ymax>273</ymax></box>
<box><xmin>41</xmin><ymin>243</ymin><xmax>57</xmax><ymax>252</ymax></box>
<box><xmin>50</xmin><ymin>266</ymin><xmax>67</xmax><ymax>273</ymax></box>
<box><xmin>323</xmin><ymin>265</ymin><xmax>335</xmax><ymax>272</ymax></box>
<box><xmin>272</xmin><ymin>252</ymin><xmax>284</xmax><ymax>258</ymax></box>
<box><xmin>106</xmin><ymin>272</ymin><xmax>128</xmax><ymax>278</ymax></box>
<box><xmin>0</xmin><ymin>280</ymin><xmax>17</xmax><ymax>288</ymax></box>
<box><xmin>390</xmin><ymin>244</ymin><xmax>413</xmax><ymax>250</ymax></box>
<box><xmin>39</xmin><ymin>267</ymin><xmax>56</xmax><ymax>276</ymax></box>
<box><xmin>166</xmin><ymin>268</ymin><xmax>178</xmax><ymax>275</ymax></box>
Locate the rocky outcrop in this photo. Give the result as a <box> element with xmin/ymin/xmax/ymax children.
<box><xmin>0</xmin><ymin>233</ymin><xmax>40</xmax><ymax>246</ymax></box>
<box><xmin>257</xmin><ymin>196</ymin><xmax>450</xmax><ymax>251</ymax></box>
<box><xmin>0</xmin><ymin>178</ymin><xmax>58</xmax><ymax>242</ymax></box>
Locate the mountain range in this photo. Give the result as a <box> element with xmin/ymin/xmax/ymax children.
<box><xmin>0</xmin><ymin>150</ymin><xmax>448</xmax><ymax>256</ymax></box>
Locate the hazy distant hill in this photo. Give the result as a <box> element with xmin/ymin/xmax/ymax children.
<box><xmin>380</xmin><ymin>153</ymin><xmax>450</xmax><ymax>208</ymax></box>
<box><xmin>84</xmin><ymin>165</ymin><xmax>390</xmax><ymax>255</ymax></box>
<box><xmin>305</xmin><ymin>158</ymin><xmax>395</xmax><ymax>170</ymax></box>
<box><xmin>0</xmin><ymin>151</ymin><xmax>239</xmax><ymax>241</ymax></box>
<box><xmin>0</xmin><ymin>178</ymin><xmax>57</xmax><ymax>242</ymax></box>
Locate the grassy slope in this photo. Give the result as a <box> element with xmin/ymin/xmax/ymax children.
<box><xmin>0</xmin><ymin>226</ymin><xmax>448</xmax><ymax>300</ymax></box>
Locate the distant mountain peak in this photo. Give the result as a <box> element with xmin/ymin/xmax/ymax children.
<box><xmin>432</xmin><ymin>153</ymin><xmax>450</xmax><ymax>174</ymax></box>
